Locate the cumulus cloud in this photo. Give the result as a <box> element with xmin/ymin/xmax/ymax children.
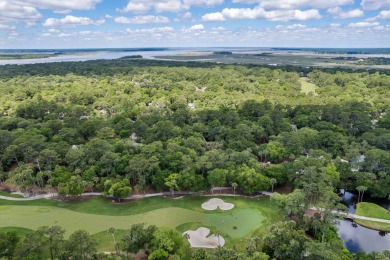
<box><xmin>43</xmin><ymin>15</ymin><xmax>105</xmax><ymax>27</ymax></box>
<box><xmin>202</xmin><ymin>6</ymin><xmax>321</xmax><ymax>22</ymax></box>
<box><xmin>348</xmin><ymin>21</ymin><xmax>380</xmax><ymax>27</ymax></box>
<box><xmin>115</xmin><ymin>15</ymin><xmax>169</xmax><ymax>24</ymax></box>
<box><xmin>189</xmin><ymin>24</ymin><xmax>204</xmax><ymax>30</ymax></box>
<box><xmin>15</xmin><ymin>0</ymin><xmax>102</xmax><ymax>10</ymax></box>
<box><xmin>361</xmin><ymin>0</ymin><xmax>390</xmax><ymax>10</ymax></box>
<box><xmin>327</xmin><ymin>7</ymin><xmax>364</xmax><ymax>19</ymax></box>
<box><xmin>183</xmin><ymin>0</ymin><xmax>224</xmax><ymax>7</ymax></box>
<box><xmin>127</xmin><ymin>26</ymin><xmax>174</xmax><ymax>33</ymax></box>
<box><xmin>377</xmin><ymin>10</ymin><xmax>390</xmax><ymax>19</ymax></box>
<box><xmin>232</xmin><ymin>0</ymin><xmax>353</xmax><ymax>10</ymax></box>
<box><xmin>0</xmin><ymin>1</ymin><xmax>42</xmax><ymax>23</ymax></box>
<box><xmin>0</xmin><ymin>24</ymin><xmax>16</xmax><ymax>30</ymax></box>
<box><xmin>330</xmin><ymin>23</ymin><xmax>341</xmax><ymax>27</ymax></box>
<box><xmin>118</xmin><ymin>0</ymin><xmax>223</xmax><ymax>13</ymax></box>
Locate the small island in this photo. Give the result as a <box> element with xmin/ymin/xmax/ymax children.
<box><xmin>118</xmin><ymin>55</ymin><xmax>143</xmax><ymax>59</ymax></box>
<box><xmin>213</xmin><ymin>51</ymin><xmax>233</xmax><ymax>55</ymax></box>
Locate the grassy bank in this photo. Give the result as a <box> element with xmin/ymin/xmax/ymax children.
<box><xmin>355</xmin><ymin>202</ymin><xmax>390</xmax><ymax>231</ymax></box>
<box><xmin>0</xmin><ymin>191</ymin><xmax>24</xmax><ymax>198</ymax></box>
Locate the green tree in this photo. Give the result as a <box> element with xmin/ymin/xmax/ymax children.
<box><xmin>234</xmin><ymin>164</ymin><xmax>270</xmax><ymax>194</ymax></box>
<box><xmin>231</xmin><ymin>182</ymin><xmax>238</xmax><ymax>196</ymax></box>
<box><xmin>107</xmin><ymin>227</ymin><xmax>119</xmax><ymax>255</ymax></box>
<box><xmin>38</xmin><ymin>225</ymin><xmax>65</xmax><ymax>260</ymax></box>
<box><xmin>16</xmin><ymin>230</ymin><xmax>46</xmax><ymax>259</ymax></box>
<box><xmin>105</xmin><ymin>179</ymin><xmax>131</xmax><ymax>202</ymax></box>
<box><xmin>150</xmin><ymin>228</ymin><xmax>185</xmax><ymax>259</ymax></box>
<box><xmin>0</xmin><ymin>231</ymin><xmax>20</xmax><ymax>260</ymax></box>
<box><xmin>263</xmin><ymin>221</ymin><xmax>307</xmax><ymax>260</ymax></box>
<box><xmin>165</xmin><ymin>173</ymin><xmax>180</xmax><ymax>196</ymax></box>
<box><xmin>58</xmin><ymin>175</ymin><xmax>84</xmax><ymax>196</ymax></box>
<box><xmin>122</xmin><ymin>224</ymin><xmax>157</xmax><ymax>255</ymax></box>
<box><xmin>64</xmin><ymin>230</ymin><xmax>97</xmax><ymax>260</ymax></box>
<box><xmin>208</xmin><ymin>169</ymin><xmax>227</xmax><ymax>194</ymax></box>
<box><xmin>266</xmin><ymin>141</ymin><xmax>287</xmax><ymax>163</ymax></box>
<box><xmin>270</xmin><ymin>178</ymin><xmax>277</xmax><ymax>192</ymax></box>
<box><xmin>356</xmin><ymin>185</ymin><xmax>367</xmax><ymax>203</ymax></box>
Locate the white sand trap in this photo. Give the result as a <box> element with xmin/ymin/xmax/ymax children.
<box><xmin>201</xmin><ymin>198</ymin><xmax>234</xmax><ymax>211</ymax></box>
<box><xmin>183</xmin><ymin>227</ymin><xmax>225</xmax><ymax>248</ymax></box>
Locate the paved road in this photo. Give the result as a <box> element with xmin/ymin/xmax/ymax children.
<box><xmin>0</xmin><ymin>192</ymin><xmax>101</xmax><ymax>201</ymax></box>
<box><xmin>310</xmin><ymin>207</ymin><xmax>390</xmax><ymax>224</ymax></box>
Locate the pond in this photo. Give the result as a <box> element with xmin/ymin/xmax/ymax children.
<box><xmin>337</xmin><ymin>189</ymin><xmax>390</xmax><ymax>253</ymax></box>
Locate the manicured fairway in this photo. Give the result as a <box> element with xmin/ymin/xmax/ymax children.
<box><xmin>0</xmin><ymin>196</ymin><xmax>269</xmax><ymax>239</ymax></box>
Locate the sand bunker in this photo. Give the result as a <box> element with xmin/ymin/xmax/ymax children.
<box><xmin>183</xmin><ymin>227</ymin><xmax>225</xmax><ymax>248</ymax></box>
<box><xmin>201</xmin><ymin>198</ymin><xmax>234</xmax><ymax>211</ymax></box>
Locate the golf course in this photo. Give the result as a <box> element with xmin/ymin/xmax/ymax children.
<box><xmin>0</xmin><ymin>195</ymin><xmax>281</xmax><ymax>251</ymax></box>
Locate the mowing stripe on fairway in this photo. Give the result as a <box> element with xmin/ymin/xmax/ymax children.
<box><xmin>0</xmin><ymin>205</ymin><xmax>264</xmax><ymax>238</ymax></box>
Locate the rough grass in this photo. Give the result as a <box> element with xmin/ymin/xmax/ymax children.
<box><xmin>354</xmin><ymin>219</ymin><xmax>390</xmax><ymax>232</ymax></box>
<box><xmin>0</xmin><ymin>191</ymin><xmax>24</xmax><ymax>198</ymax></box>
<box><xmin>355</xmin><ymin>202</ymin><xmax>390</xmax><ymax>231</ymax></box>
<box><xmin>300</xmin><ymin>77</ymin><xmax>318</xmax><ymax>95</ymax></box>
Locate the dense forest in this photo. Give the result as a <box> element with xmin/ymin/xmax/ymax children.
<box><xmin>0</xmin><ymin>59</ymin><xmax>389</xmax><ymax>259</ymax></box>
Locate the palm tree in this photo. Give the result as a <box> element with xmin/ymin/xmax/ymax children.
<box><xmin>107</xmin><ymin>227</ymin><xmax>119</xmax><ymax>255</ymax></box>
<box><xmin>183</xmin><ymin>233</ymin><xmax>190</xmax><ymax>240</ymax></box>
<box><xmin>356</xmin><ymin>186</ymin><xmax>367</xmax><ymax>203</ymax></box>
<box><xmin>215</xmin><ymin>231</ymin><xmax>221</xmax><ymax>246</ymax></box>
<box><xmin>270</xmin><ymin>178</ymin><xmax>277</xmax><ymax>192</ymax></box>
<box><xmin>231</xmin><ymin>182</ymin><xmax>238</xmax><ymax>196</ymax></box>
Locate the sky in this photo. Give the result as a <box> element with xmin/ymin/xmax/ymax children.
<box><xmin>0</xmin><ymin>0</ymin><xmax>389</xmax><ymax>49</ymax></box>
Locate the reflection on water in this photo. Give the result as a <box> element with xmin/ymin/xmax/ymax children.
<box><xmin>338</xmin><ymin>189</ymin><xmax>390</xmax><ymax>253</ymax></box>
<box><xmin>337</xmin><ymin>220</ymin><xmax>390</xmax><ymax>253</ymax></box>
<box><xmin>340</xmin><ymin>189</ymin><xmax>356</xmax><ymax>213</ymax></box>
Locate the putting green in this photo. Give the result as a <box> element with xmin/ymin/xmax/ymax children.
<box><xmin>0</xmin><ymin>205</ymin><xmax>264</xmax><ymax>239</ymax></box>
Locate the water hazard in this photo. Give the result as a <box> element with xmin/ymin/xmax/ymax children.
<box><xmin>337</xmin><ymin>190</ymin><xmax>390</xmax><ymax>253</ymax></box>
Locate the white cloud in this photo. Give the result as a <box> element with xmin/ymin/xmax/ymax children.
<box><xmin>127</xmin><ymin>26</ymin><xmax>174</xmax><ymax>33</ymax></box>
<box><xmin>115</xmin><ymin>15</ymin><xmax>169</xmax><ymax>24</ymax></box>
<box><xmin>212</xmin><ymin>26</ymin><xmax>226</xmax><ymax>30</ymax></box>
<box><xmin>0</xmin><ymin>1</ymin><xmax>42</xmax><ymax>23</ymax></box>
<box><xmin>348</xmin><ymin>21</ymin><xmax>380</xmax><ymax>27</ymax></box>
<box><xmin>118</xmin><ymin>0</ymin><xmax>223</xmax><ymax>13</ymax></box>
<box><xmin>53</xmin><ymin>9</ymin><xmax>72</xmax><ymax>14</ymax></box>
<box><xmin>118</xmin><ymin>0</ymin><xmax>187</xmax><ymax>13</ymax></box>
<box><xmin>202</xmin><ymin>12</ymin><xmax>226</xmax><ymax>21</ymax></box>
<box><xmin>202</xmin><ymin>6</ymin><xmax>321</xmax><ymax>22</ymax></box>
<box><xmin>330</xmin><ymin>23</ymin><xmax>341</xmax><ymax>27</ymax></box>
<box><xmin>183</xmin><ymin>0</ymin><xmax>223</xmax><ymax>7</ymax></box>
<box><xmin>17</xmin><ymin>0</ymin><xmax>102</xmax><ymax>10</ymax></box>
<box><xmin>43</xmin><ymin>15</ymin><xmax>105</xmax><ymax>27</ymax></box>
<box><xmin>377</xmin><ymin>10</ymin><xmax>390</xmax><ymax>19</ymax></box>
<box><xmin>287</xmin><ymin>23</ymin><xmax>306</xmax><ymax>29</ymax></box>
<box><xmin>361</xmin><ymin>0</ymin><xmax>390</xmax><ymax>10</ymax></box>
<box><xmin>327</xmin><ymin>7</ymin><xmax>364</xmax><ymax>19</ymax></box>
<box><xmin>0</xmin><ymin>24</ymin><xmax>16</xmax><ymax>30</ymax></box>
<box><xmin>189</xmin><ymin>24</ymin><xmax>204</xmax><ymax>30</ymax></box>
<box><xmin>232</xmin><ymin>0</ymin><xmax>353</xmax><ymax>10</ymax></box>
<box><xmin>177</xmin><ymin>11</ymin><xmax>192</xmax><ymax>21</ymax></box>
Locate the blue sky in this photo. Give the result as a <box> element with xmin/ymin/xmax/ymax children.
<box><xmin>0</xmin><ymin>0</ymin><xmax>389</xmax><ymax>48</ymax></box>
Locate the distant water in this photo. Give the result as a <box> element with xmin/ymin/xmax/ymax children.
<box><xmin>1</xmin><ymin>47</ymin><xmax>390</xmax><ymax>66</ymax></box>
<box><xmin>0</xmin><ymin>47</ymin><xmax>269</xmax><ymax>65</ymax></box>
